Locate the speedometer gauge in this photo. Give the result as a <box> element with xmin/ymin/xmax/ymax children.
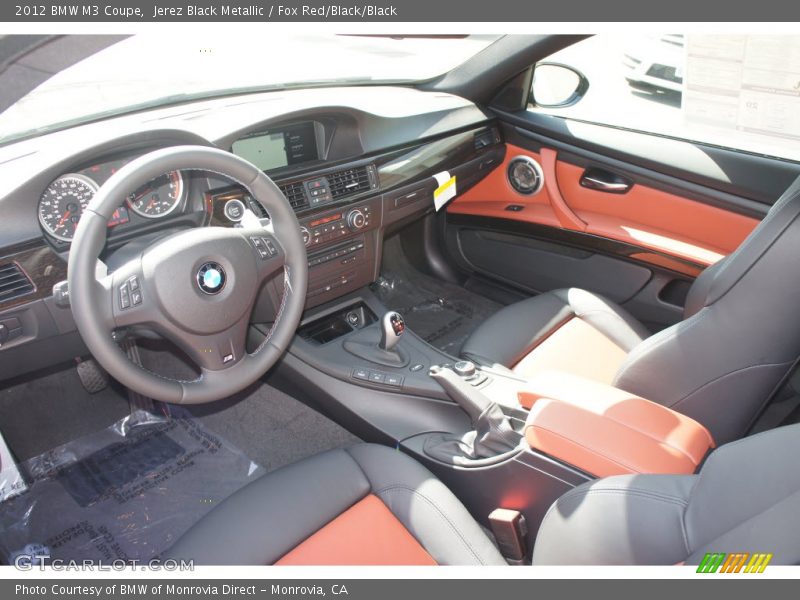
<box><xmin>127</xmin><ymin>170</ymin><xmax>185</xmax><ymax>218</ymax></box>
<box><xmin>38</xmin><ymin>173</ymin><xmax>99</xmax><ymax>242</ymax></box>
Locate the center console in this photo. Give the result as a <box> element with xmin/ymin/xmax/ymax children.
<box><xmin>300</xmin><ymin>198</ymin><xmax>381</xmax><ymax>306</ymax></box>
<box><xmin>261</xmin><ymin>282</ymin><xmax>718</xmax><ymax>560</ymax></box>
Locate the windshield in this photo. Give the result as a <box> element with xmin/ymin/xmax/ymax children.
<box><xmin>0</xmin><ymin>33</ymin><xmax>501</xmax><ymax>145</ymax></box>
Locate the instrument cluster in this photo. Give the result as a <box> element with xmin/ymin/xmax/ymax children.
<box><xmin>37</xmin><ymin>156</ymin><xmax>187</xmax><ymax>243</ymax></box>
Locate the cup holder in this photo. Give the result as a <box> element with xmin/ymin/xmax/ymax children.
<box><xmin>298</xmin><ymin>302</ymin><xmax>377</xmax><ymax>345</ymax></box>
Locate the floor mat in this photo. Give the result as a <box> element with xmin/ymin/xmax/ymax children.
<box><xmin>372</xmin><ymin>240</ymin><xmax>502</xmax><ymax>357</ymax></box>
<box><xmin>0</xmin><ymin>363</ymin><xmax>131</xmax><ymax>462</ymax></box>
<box><xmin>183</xmin><ymin>382</ymin><xmax>361</xmax><ymax>474</ymax></box>
<box><xmin>0</xmin><ymin>408</ymin><xmax>263</xmax><ymax>563</ymax></box>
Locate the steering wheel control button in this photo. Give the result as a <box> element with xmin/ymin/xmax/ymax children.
<box><xmin>224</xmin><ymin>199</ymin><xmax>246</xmax><ymax>222</ymax></box>
<box><xmin>261</xmin><ymin>237</ymin><xmax>277</xmax><ymax>256</ymax></box>
<box><xmin>249</xmin><ymin>236</ymin><xmax>278</xmax><ymax>259</ymax></box>
<box><xmin>119</xmin><ymin>284</ymin><xmax>131</xmax><ymax>309</ymax></box>
<box><xmin>118</xmin><ymin>276</ymin><xmax>143</xmax><ymax>310</ymax></box>
<box><xmin>196</xmin><ymin>262</ymin><xmax>226</xmax><ymax>295</ymax></box>
<box><xmin>222</xmin><ymin>352</ymin><xmax>235</xmax><ymax>365</ymax></box>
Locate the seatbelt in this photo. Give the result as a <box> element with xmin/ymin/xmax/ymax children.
<box><xmin>488</xmin><ymin>508</ymin><xmax>528</xmax><ymax>564</ymax></box>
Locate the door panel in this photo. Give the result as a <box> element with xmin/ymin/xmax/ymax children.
<box><xmin>447</xmin><ymin>143</ymin><xmax>759</xmax><ymax>269</ymax></box>
<box><xmin>440</xmin><ymin>117</ymin><xmax>787</xmax><ymax>330</ymax></box>
<box><xmin>457</xmin><ymin>228</ymin><xmax>652</xmax><ymax>303</ymax></box>
<box><xmin>555</xmin><ymin>160</ymin><xmax>760</xmax><ymax>265</ymax></box>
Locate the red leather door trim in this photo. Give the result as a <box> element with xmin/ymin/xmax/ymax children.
<box><xmin>447</xmin><ymin>143</ymin><xmax>760</xmax><ymax>268</ymax></box>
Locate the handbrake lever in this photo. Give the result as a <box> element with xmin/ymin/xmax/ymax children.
<box><xmin>429</xmin><ymin>364</ymin><xmax>492</xmax><ymax>423</ymax></box>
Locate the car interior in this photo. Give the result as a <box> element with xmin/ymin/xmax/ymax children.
<box><xmin>1</xmin><ymin>33</ymin><xmax>800</xmax><ymax>566</ymax></box>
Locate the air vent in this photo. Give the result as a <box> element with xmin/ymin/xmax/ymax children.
<box><xmin>474</xmin><ymin>130</ymin><xmax>495</xmax><ymax>150</ymax></box>
<box><xmin>474</xmin><ymin>128</ymin><xmax>501</xmax><ymax>150</ymax></box>
<box><xmin>328</xmin><ymin>165</ymin><xmax>373</xmax><ymax>200</ymax></box>
<box><xmin>279</xmin><ymin>182</ymin><xmax>309</xmax><ymax>211</ymax></box>
<box><xmin>0</xmin><ymin>263</ymin><xmax>34</xmax><ymax>304</ymax></box>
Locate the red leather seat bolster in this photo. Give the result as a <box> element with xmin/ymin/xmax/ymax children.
<box><xmin>276</xmin><ymin>494</ymin><xmax>437</xmax><ymax>566</ymax></box>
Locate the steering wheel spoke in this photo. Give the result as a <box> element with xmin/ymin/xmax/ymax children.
<box><xmin>163</xmin><ymin>315</ymin><xmax>251</xmax><ymax>372</ymax></box>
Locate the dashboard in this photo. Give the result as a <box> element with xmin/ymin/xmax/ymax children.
<box><xmin>0</xmin><ymin>86</ymin><xmax>505</xmax><ymax>381</ymax></box>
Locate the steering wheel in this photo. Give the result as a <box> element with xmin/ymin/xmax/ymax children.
<box><xmin>67</xmin><ymin>146</ymin><xmax>308</xmax><ymax>404</ymax></box>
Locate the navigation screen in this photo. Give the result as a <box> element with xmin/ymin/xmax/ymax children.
<box><xmin>232</xmin><ymin>122</ymin><xmax>318</xmax><ymax>171</ymax></box>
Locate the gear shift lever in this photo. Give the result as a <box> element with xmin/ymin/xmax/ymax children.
<box><xmin>380</xmin><ymin>311</ymin><xmax>405</xmax><ymax>352</ymax></box>
<box><xmin>343</xmin><ymin>310</ymin><xmax>409</xmax><ymax>367</ymax></box>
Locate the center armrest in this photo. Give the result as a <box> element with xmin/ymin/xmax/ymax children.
<box><xmin>519</xmin><ymin>371</ymin><xmax>715</xmax><ymax>477</ymax></box>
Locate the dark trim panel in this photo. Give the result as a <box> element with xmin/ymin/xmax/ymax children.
<box><xmin>0</xmin><ymin>241</ymin><xmax>66</xmax><ymax>312</ymax></box>
<box><xmin>445</xmin><ymin>213</ymin><xmax>706</xmax><ymax>278</ymax></box>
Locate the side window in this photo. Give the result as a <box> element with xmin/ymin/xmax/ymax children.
<box><xmin>529</xmin><ymin>34</ymin><xmax>800</xmax><ymax>163</ymax></box>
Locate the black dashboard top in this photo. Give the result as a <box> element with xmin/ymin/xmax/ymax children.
<box><xmin>0</xmin><ymin>86</ymin><xmax>490</xmax><ymax>250</ymax></box>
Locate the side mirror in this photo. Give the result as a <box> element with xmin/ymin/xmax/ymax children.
<box><xmin>531</xmin><ymin>62</ymin><xmax>589</xmax><ymax>108</ymax></box>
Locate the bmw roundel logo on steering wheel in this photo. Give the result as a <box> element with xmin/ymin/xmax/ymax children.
<box><xmin>196</xmin><ymin>262</ymin><xmax>227</xmax><ymax>295</ymax></box>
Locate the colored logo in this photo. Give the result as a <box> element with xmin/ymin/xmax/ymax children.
<box><xmin>196</xmin><ymin>262</ymin><xmax>226</xmax><ymax>295</ymax></box>
<box><xmin>696</xmin><ymin>552</ymin><xmax>773</xmax><ymax>573</ymax></box>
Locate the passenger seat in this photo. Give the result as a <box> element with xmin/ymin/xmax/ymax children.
<box><xmin>461</xmin><ymin>176</ymin><xmax>800</xmax><ymax>443</ymax></box>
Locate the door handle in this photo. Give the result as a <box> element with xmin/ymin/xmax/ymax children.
<box><xmin>580</xmin><ymin>168</ymin><xmax>632</xmax><ymax>194</ymax></box>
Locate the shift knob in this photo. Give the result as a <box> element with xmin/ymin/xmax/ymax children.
<box><xmin>379</xmin><ymin>311</ymin><xmax>405</xmax><ymax>352</ymax></box>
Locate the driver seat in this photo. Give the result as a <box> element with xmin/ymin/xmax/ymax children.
<box><xmin>460</xmin><ymin>175</ymin><xmax>800</xmax><ymax>444</ymax></box>
<box><xmin>166</xmin><ymin>427</ymin><xmax>800</xmax><ymax>565</ymax></box>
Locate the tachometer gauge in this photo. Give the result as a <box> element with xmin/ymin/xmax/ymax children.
<box><xmin>38</xmin><ymin>173</ymin><xmax>99</xmax><ymax>242</ymax></box>
<box><xmin>127</xmin><ymin>170</ymin><xmax>185</xmax><ymax>218</ymax></box>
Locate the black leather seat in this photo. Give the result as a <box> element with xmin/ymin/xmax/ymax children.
<box><xmin>164</xmin><ymin>443</ymin><xmax>505</xmax><ymax>565</ymax></box>
<box><xmin>167</xmin><ymin>426</ymin><xmax>800</xmax><ymax>565</ymax></box>
<box><xmin>462</xmin><ymin>176</ymin><xmax>800</xmax><ymax>443</ymax></box>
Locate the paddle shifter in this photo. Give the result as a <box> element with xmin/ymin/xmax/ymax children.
<box><xmin>380</xmin><ymin>311</ymin><xmax>405</xmax><ymax>352</ymax></box>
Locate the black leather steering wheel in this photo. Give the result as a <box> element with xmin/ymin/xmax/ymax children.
<box><xmin>67</xmin><ymin>146</ymin><xmax>308</xmax><ymax>404</ymax></box>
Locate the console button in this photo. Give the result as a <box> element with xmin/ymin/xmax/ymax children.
<box><xmin>368</xmin><ymin>371</ymin><xmax>385</xmax><ymax>383</ymax></box>
<box><xmin>454</xmin><ymin>360</ymin><xmax>477</xmax><ymax>378</ymax></box>
<box><xmin>385</xmin><ymin>374</ymin><xmax>403</xmax><ymax>387</ymax></box>
<box><xmin>352</xmin><ymin>367</ymin><xmax>370</xmax><ymax>381</ymax></box>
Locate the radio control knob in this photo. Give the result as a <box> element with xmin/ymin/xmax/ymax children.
<box><xmin>347</xmin><ymin>209</ymin><xmax>366</xmax><ymax>230</ymax></box>
<box><xmin>300</xmin><ymin>226</ymin><xmax>310</xmax><ymax>246</ymax></box>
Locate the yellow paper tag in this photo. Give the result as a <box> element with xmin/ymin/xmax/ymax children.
<box><xmin>433</xmin><ymin>172</ymin><xmax>457</xmax><ymax>211</ymax></box>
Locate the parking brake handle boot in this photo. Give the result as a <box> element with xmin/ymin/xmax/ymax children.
<box><xmin>428</xmin><ymin>366</ymin><xmax>519</xmax><ymax>459</ymax></box>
